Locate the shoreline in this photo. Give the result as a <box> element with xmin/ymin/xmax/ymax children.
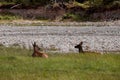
<box><xmin>0</xmin><ymin>20</ymin><xmax>120</xmax><ymax>26</ymax></box>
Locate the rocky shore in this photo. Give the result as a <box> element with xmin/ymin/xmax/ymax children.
<box><xmin>0</xmin><ymin>20</ymin><xmax>120</xmax><ymax>26</ymax></box>
<box><xmin>0</xmin><ymin>22</ymin><xmax>120</xmax><ymax>53</ymax></box>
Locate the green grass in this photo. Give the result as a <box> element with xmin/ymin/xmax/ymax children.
<box><xmin>0</xmin><ymin>15</ymin><xmax>22</xmax><ymax>20</ymax></box>
<box><xmin>73</xmin><ymin>1</ymin><xmax>90</xmax><ymax>9</ymax></box>
<box><xmin>0</xmin><ymin>11</ymin><xmax>22</xmax><ymax>20</ymax></box>
<box><xmin>0</xmin><ymin>46</ymin><xmax>120</xmax><ymax>80</ymax></box>
<box><xmin>0</xmin><ymin>2</ymin><xmax>15</xmax><ymax>6</ymax></box>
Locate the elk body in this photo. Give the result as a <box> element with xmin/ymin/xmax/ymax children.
<box><xmin>32</xmin><ymin>42</ymin><xmax>48</xmax><ymax>58</ymax></box>
<box><xmin>75</xmin><ymin>41</ymin><xmax>84</xmax><ymax>53</ymax></box>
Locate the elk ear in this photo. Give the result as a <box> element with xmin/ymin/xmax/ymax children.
<box><xmin>34</xmin><ymin>42</ymin><xmax>37</xmax><ymax>45</ymax></box>
<box><xmin>80</xmin><ymin>41</ymin><xmax>83</xmax><ymax>45</ymax></box>
<box><xmin>32</xmin><ymin>42</ymin><xmax>36</xmax><ymax>47</ymax></box>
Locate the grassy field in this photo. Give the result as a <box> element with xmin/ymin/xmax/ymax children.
<box><xmin>0</xmin><ymin>46</ymin><xmax>120</xmax><ymax>80</ymax></box>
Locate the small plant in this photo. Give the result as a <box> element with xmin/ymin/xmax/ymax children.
<box><xmin>73</xmin><ymin>1</ymin><xmax>90</xmax><ymax>9</ymax></box>
<box><xmin>62</xmin><ymin>13</ymin><xmax>80</xmax><ymax>21</ymax></box>
<box><xmin>62</xmin><ymin>13</ymin><xmax>91</xmax><ymax>21</ymax></box>
<box><xmin>0</xmin><ymin>11</ymin><xmax>22</xmax><ymax>20</ymax></box>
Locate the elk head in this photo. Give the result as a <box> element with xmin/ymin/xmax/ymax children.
<box><xmin>75</xmin><ymin>41</ymin><xmax>84</xmax><ymax>53</ymax></box>
<box><xmin>32</xmin><ymin>42</ymin><xmax>48</xmax><ymax>58</ymax></box>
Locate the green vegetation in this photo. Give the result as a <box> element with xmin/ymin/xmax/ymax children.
<box><xmin>0</xmin><ymin>0</ymin><xmax>119</xmax><ymax>8</ymax></box>
<box><xmin>62</xmin><ymin>13</ymin><xmax>80</xmax><ymax>21</ymax></box>
<box><xmin>0</xmin><ymin>0</ymin><xmax>119</xmax><ymax>21</ymax></box>
<box><xmin>0</xmin><ymin>2</ymin><xmax>14</xmax><ymax>5</ymax></box>
<box><xmin>0</xmin><ymin>11</ymin><xmax>22</xmax><ymax>20</ymax></box>
<box><xmin>0</xmin><ymin>0</ymin><xmax>51</xmax><ymax>6</ymax></box>
<box><xmin>73</xmin><ymin>1</ymin><xmax>89</xmax><ymax>9</ymax></box>
<box><xmin>0</xmin><ymin>15</ymin><xmax>21</xmax><ymax>20</ymax></box>
<box><xmin>0</xmin><ymin>46</ymin><xmax>120</xmax><ymax>80</ymax></box>
<box><xmin>62</xmin><ymin>13</ymin><xmax>91</xmax><ymax>21</ymax></box>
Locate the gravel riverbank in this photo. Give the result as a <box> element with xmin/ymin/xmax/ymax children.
<box><xmin>0</xmin><ymin>24</ymin><xmax>120</xmax><ymax>53</ymax></box>
<box><xmin>0</xmin><ymin>20</ymin><xmax>120</xmax><ymax>26</ymax></box>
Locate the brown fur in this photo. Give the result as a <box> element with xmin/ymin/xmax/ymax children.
<box><xmin>32</xmin><ymin>42</ymin><xmax>48</xmax><ymax>58</ymax></box>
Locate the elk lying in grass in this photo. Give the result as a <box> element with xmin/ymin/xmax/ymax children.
<box><xmin>32</xmin><ymin>42</ymin><xmax>48</xmax><ymax>58</ymax></box>
<box><xmin>75</xmin><ymin>41</ymin><xmax>84</xmax><ymax>53</ymax></box>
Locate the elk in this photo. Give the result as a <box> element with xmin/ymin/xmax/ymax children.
<box><xmin>75</xmin><ymin>41</ymin><xmax>84</xmax><ymax>53</ymax></box>
<box><xmin>32</xmin><ymin>42</ymin><xmax>48</xmax><ymax>58</ymax></box>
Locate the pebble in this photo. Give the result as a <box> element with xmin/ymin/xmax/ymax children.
<box><xmin>0</xmin><ymin>25</ymin><xmax>120</xmax><ymax>53</ymax></box>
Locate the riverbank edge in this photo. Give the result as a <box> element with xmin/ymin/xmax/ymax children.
<box><xmin>0</xmin><ymin>20</ymin><xmax>120</xmax><ymax>26</ymax></box>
